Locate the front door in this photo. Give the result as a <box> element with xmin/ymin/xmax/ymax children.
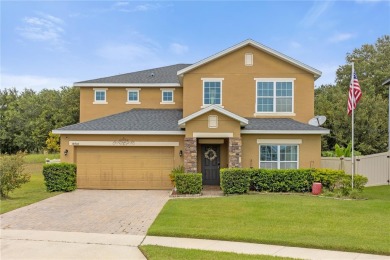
<box><xmin>201</xmin><ymin>144</ymin><xmax>220</xmax><ymax>185</ymax></box>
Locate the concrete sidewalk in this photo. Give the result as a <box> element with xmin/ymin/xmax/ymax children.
<box><xmin>142</xmin><ymin>236</ymin><xmax>390</xmax><ymax>260</ymax></box>
<box><xmin>1</xmin><ymin>229</ymin><xmax>389</xmax><ymax>260</ymax></box>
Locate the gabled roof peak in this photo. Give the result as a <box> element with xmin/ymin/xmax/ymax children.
<box><xmin>177</xmin><ymin>39</ymin><xmax>321</xmax><ymax>79</ymax></box>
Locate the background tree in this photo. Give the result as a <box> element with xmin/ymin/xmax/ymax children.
<box><xmin>46</xmin><ymin>132</ymin><xmax>60</xmax><ymax>153</ymax></box>
<box><xmin>315</xmin><ymin>35</ymin><xmax>390</xmax><ymax>155</ymax></box>
<box><xmin>0</xmin><ymin>86</ymin><xmax>80</xmax><ymax>154</ymax></box>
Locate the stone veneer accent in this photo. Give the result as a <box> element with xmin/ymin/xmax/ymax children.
<box><xmin>228</xmin><ymin>137</ymin><xmax>242</xmax><ymax>168</ymax></box>
<box><xmin>184</xmin><ymin>137</ymin><xmax>197</xmax><ymax>173</ymax></box>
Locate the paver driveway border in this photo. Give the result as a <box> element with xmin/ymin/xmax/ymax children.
<box><xmin>0</xmin><ymin>189</ymin><xmax>170</xmax><ymax>235</ymax></box>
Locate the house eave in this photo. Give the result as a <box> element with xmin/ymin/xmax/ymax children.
<box><xmin>73</xmin><ymin>83</ymin><xmax>181</xmax><ymax>87</ymax></box>
<box><xmin>52</xmin><ymin>130</ymin><xmax>185</xmax><ymax>135</ymax></box>
<box><xmin>240</xmin><ymin>130</ymin><xmax>330</xmax><ymax>135</ymax></box>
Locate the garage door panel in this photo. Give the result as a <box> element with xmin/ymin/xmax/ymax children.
<box><xmin>76</xmin><ymin>146</ymin><xmax>174</xmax><ymax>189</ymax></box>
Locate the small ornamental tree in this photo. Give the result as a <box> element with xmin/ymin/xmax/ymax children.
<box><xmin>45</xmin><ymin>131</ymin><xmax>60</xmax><ymax>153</ymax></box>
<box><xmin>0</xmin><ymin>153</ymin><xmax>30</xmax><ymax>198</ymax></box>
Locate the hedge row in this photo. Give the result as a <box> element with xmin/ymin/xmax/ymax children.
<box><xmin>42</xmin><ymin>163</ymin><xmax>77</xmax><ymax>192</ymax></box>
<box><xmin>220</xmin><ymin>168</ymin><xmax>367</xmax><ymax>195</ymax></box>
<box><xmin>175</xmin><ymin>173</ymin><xmax>202</xmax><ymax>194</ymax></box>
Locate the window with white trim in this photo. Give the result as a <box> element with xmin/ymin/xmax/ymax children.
<box><xmin>160</xmin><ymin>88</ymin><xmax>175</xmax><ymax>104</ymax></box>
<box><xmin>256</xmin><ymin>80</ymin><xmax>294</xmax><ymax>113</ymax></box>
<box><xmin>203</xmin><ymin>79</ymin><xmax>223</xmax><ymax>106</ymax></box>
<box><xmin>126</xmin><ymin>88</ymin><xmax>140</xmax><ymax>104</ymax></box>
<box><xmin>259</xmin><ymin>145</ymin><xmax>298</xmax><ymax>169</ymax></box>
<box><xmin>93</xmin><ymin>88</ymin><xmax>107</xmax><ymax>104</ymax></box>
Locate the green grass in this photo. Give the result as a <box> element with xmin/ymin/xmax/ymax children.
<box><xmin>0</xmin><ymin>163</ymin><xmax>62</xmax><ymax>214</ymax></box>
<box><xmin>148</xmin><ymin>186</ymin><xmax>390</xmax><ymax>255</ymax></box>
<box><xmin>23</xmin><ymin>153</ymin><xmax>60</xmax><ymax>164</ymax></box>
<box><xmin>139</xmin><ymin>245</ymin><xmax>298</xmax><ymax>260</ymax></box>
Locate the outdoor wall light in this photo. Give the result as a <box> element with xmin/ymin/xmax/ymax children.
<box><xmin>179</xmin><ymin>150</ymin><xmax>183</xmax><ymax>157</ymax></box>
<box><xmin>64</xmin><ymin>149</ymin><xmax>69</xmax><ymax>156</ymax></box>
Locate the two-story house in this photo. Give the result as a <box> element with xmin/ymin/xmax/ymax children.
<box><xmin>53</xmin><ymin>39</ymin><xmax>329</xmax><ymax>190</ymax></box>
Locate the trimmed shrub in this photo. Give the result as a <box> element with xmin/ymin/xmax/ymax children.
<box><xmin>42</xmin><ymin>163</ymin><xmax>76</xmax><ymax>192</ymax></box>
<box><xmin>250</xmin><ymin>169</ymin><xmax>313</xmax><ymax>192</ymax></box>
<box><xmin>220</xmin><ymin>168</ymin><xmax>250</xmax><ymax>194</ymax></box>
<box><xmin>0</xmin><ymin>153</ymin><xmax>30</xmax><ymax>198</ymax></box>
<box><xmin>311</xmin><ymin>168</ymin><xmax>345</xmax><ymax>191</ymax></box>
<box><xmin>169</xmin><ymin>165</ymin><xmax>185</xmax><ymax>187</ymax></box>
<box><xmin>175</xmin><ymin>173</ymin><xmax>202</xmax><ymax>194</ymax></box>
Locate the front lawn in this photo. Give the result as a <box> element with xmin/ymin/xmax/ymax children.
<box><xmin>0</xmin><ymin>163</ymin><xmax>61</xmax><ymax>214</ymax></box>
<box><xmin>139</xmin><ymin>245</ymin><xmax>297</xmax><ymax>260</ymax></box>
<box><xmin>148</xmin><ymin>186</ymin><xmax>390</xmax><ymax>255</ymax></box>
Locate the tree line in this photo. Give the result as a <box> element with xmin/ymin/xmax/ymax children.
<box><xmin>0</xmin><ymin>35</ymin><xmax>389</xmax><ymax>156</ymax></box>
<box><xmin>0</xmin><ymin>87</ymin><xmax>79</xmax><ymax>154</ymax></box>
<box><xmin>315</xmin><ymin>35</ymin><xmax>390</xmax><ymax>155</ymax></box>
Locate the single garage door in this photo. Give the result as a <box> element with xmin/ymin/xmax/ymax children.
<box><xmin>76</xmin><ymin>146</ymin><xmax>173</xmax><ymax>189</ymax></box>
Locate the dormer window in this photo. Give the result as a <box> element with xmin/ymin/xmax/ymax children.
<box><xmin>126</xmin><ymin>88</ymin><xmax>141</xmax><ymax>104</ymax></box>
<box><xmin>93</xmin><ymin>88</ymin><xmax>107</xmax><ymax>104</ymax></box>
<box><xmin>202</xmin><ymin>78</ymin><xmax>224</xmax><ymax>108</ymax></box>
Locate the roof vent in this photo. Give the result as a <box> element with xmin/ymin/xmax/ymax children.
<box><xmin>150</xmin><ymin>72</ymin><xmax>155</xmax><ymax>77</ymax></box>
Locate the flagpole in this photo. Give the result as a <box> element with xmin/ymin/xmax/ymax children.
<box><xmin>351</xmin><ymin>62</ymin><xmax>355</xmax><ymax>190</ymax></box>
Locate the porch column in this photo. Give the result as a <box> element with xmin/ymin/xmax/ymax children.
<box><xmin>184</xmin><ymin>137</ymin><xmax>197</xmax><ymax>173</ymax></box>
<box><xmin>228</xmin><ymin>137</ymin><xmax>242</xmax><ymax>168</ymax></box>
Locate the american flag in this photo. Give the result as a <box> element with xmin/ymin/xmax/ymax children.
<box><xmin>347</xmin><ymin>72</ymin><xmax>362</xmax><ymax>115</ymax></box>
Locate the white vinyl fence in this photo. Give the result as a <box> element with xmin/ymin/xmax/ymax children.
<box><xmin>321</xmin><ymin>152</ymin><xmax>390</xmax><ymax>186</ymax></box>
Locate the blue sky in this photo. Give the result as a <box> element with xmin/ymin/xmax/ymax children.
<box><xmin>1</xmin><ymin>1</ymin><xmax>389</xmax><ymax>91</ymax></box>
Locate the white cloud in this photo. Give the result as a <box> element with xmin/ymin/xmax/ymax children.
<box><xmin>96</xmin><ymin>43</ymin><xmax>158</xmax><ymax>61</ymax></box>
<box><xmin>17</xmin><ymin>13</ymin><xmax>66</xmax><ymax>50</ymax></box>
<box><xmin>328</xmin><ymin>33</ymin><xmax>354</xmax><ymax>43</ymax></box>
<box><xmin>300</xmin><ymin>1</ymin><xmax>333</xmax><ymax>27</ymax></box>
<box><xmin>170</xmin><ymin>43</ymin><xmax>189</xmax><ymax>55</ymax></box>
<box><xmin>0</xmin><ymin>73</ymin><xmax>75</xmax><ymax>92</ymax></box>
<box><xmin>290</xmin><ymin>41</ymin><xmax>301</xmax><ymax>49</ymax></box>
<box><xmin>109</xmin><ymin>2</ymin><xmax>161</xmax><ymax>12</ymax></box>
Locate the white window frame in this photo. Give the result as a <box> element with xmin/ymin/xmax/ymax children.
<box><xmin>258</xmin><ymin>144</ymin><xmax>299</xmax><ymax>169</ymax></box>
<box><xmin>254</xmin><ymin>78</ymin><xmax>295</xmax><ymax>116</ymax></box>
<box><xmin>201</xmin><ymin>78</ymin><xmax>224</xmax><ymax>108</ymax></box>
<box><xmin>126</xmin><ymin>88</ymin><xmax>141</xmax><ymax>104</ymax></box>
<box><xmin>93</xmin><ymin>88</ymin><xmax>108</xmax><ymax>104</ymax></box>
<box><xmin>160</xmin><ymin>88</ymin><xmax>175</xmax><ymax>104</ymax></box>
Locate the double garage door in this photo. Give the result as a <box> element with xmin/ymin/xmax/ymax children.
<box><xmin>76</xmin><ymin>146</ymin><xmax>173</xmax><ymax>189</ymax></box>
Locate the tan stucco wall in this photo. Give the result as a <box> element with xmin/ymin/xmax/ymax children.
<box><xmin>241</xmin><ymin>134</ymin><xmax>322</xmax><ymax>169</ymax></box>
<box><xmin>182</xmin><ymin>45</ymin><xmax>315</xmax><ymax>123</ymax></box>
<box><xmin>80</xmin><ymin>87</ymin><xmax>183</xmax><ymax>122</ymax></box>
<box><xmin>184</xmin><ymin>111</ymin><xmax>241</xmax><ymax>138</ymax></box>
<box><xmin>60</xmin><ymin>134</ymin><xmax>184</xmax><ymax>167</ymax></box>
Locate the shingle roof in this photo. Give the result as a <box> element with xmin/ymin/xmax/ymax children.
<box><xmin>244</xmin><ymin>118</ymin><xmax>328</xmax><ymax>131</ymax></box>
<box><xmin>75</xmin><ymin>64</ymin><xmax>191</xmax><ymax>85</ymax></box>
<box><xmin>53</xmin><ymin>109</ymin><xmax>328</xmax><ymax>134</ymax></box>
<box><xmin>54</xmin><ymin>109</ymin><xmax>184</xmax><ymax>132</ymax></box>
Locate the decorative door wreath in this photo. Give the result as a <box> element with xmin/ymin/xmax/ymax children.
<box><xmin>204</xmin><ymin>148</ymin><xmax>217</xmax><ymax>161</ymax></box>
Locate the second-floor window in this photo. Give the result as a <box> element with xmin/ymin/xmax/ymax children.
<box><xmin>255</xmin><ymin>79</ymin><xmax>294</xmax><ymax>113</ymax></box>
<box><xmin>202</xmin><ymin>78</ymin><xmax>223</xmax><ymax>107</ymax></box>
<box><xmin>93</xmin><ymin>88</ymin><xmax>107</xmax><ymax>104</ymax></box>
<box><xmin>126</xmin><ymin>88</ymin><xmax>140</xmax><ymax>104</ymax></box>
<box><xmin>160</xmin><ymin>88</ymin><xmax>175</xmax><ymax>104</ymax></box>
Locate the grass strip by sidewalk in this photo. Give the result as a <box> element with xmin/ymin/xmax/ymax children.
<box><xmin>139</xmin><ymin>245</ymin><xmax>298</xmax><ymax>260</ymax></box>
<box><xmin>148</xmin><ymin>186</ymin><xmax>390</xmax><ymax>255</ymax></box>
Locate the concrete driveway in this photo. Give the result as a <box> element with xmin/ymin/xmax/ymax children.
<box><xmin>1</xmin><ymin>190</ymin><xmax>169</xmax><ymax>259</ymax></box>
<box><xmin>1</xmin><ymin>189</ymin><xmax>169</xmax><ymax>235</ymax></box>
